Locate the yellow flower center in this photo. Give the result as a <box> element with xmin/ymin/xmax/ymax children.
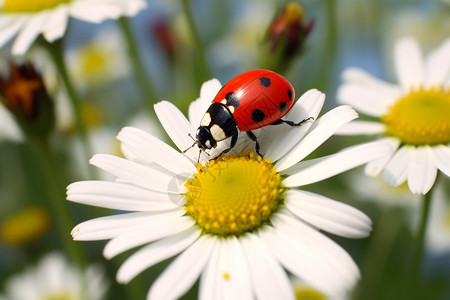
<box><xmin>64</xmin><ymin>102</ymin><xmax>104</xmax><ymax>135</ymax></box>
<box><xmin>3</xmin><ymin>0</ymin><xmax>71</xmax><ymax>12</ymax></box>
<box><xmin>184</xmin><ymin>150</ymin><xmax>285</xmax><ymax>236</ymax></box>
<box><xmin>84</xmin><ymin>49</ymin><xmax>104</xmax><ymax>71</ymax></box>
<box><xmin>41</xmin><ymin>294</ymin><xmax>74</xmax><ymax>300</ymax></box>
<box><xmin>0</xmin><ymin>207</ymin><xmax>50</xmax><ymax>246</ymax></box>
<box><xmin>381</xmin><ymin>87</ymin><xmax>450</xmax><ymax>145</ymax></box>
<box><xmin>294</xmin><ymin>286</ymin><xmax>327</xmax><ymax>300</ymax></box>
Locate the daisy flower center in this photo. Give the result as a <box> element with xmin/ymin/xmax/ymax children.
<box><xmin>184</xmin><ymin>150</ymin><xmax>285</xmax><ymax>237</ymax></box>
<box><xmin>41</xmin><ymin>294</ymin><xmax>73</xmax><ymax>300</ymax></box>
<box><xmin>3</xmin><ymin>0</ymin><xmax>70</xmax><ymax>13</ymax></box>
<box><xmin>294</xmin><ymin>287</ymin><xmax>327</xmax><ymax>300</ymax></box>
<box><xmin>80</xmin><ymin>46</ymin><xmax>107</xmax><ymax>73</ymax></box>
<box><xmin>381</xmin><ymin>87</ymin><xmax>450</xmax><ymax>145</ymax></box>
<box><xmin>0</xmin><ymin>207</ymin><xmax>50</xmax><ymax>246</ymax></box>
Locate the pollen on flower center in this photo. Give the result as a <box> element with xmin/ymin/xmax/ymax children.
<box><xmin>3</xmin><ymin>0</ymin><xmax>71</xmax><ymax>13</ymax></box>
<box><xmin>184</xmin><ymin>150</ymin><xmax>285</xmax><ymax>237</ymax></box>
<box><xmin>381</xmin><ymin>87</ymin><xmax>450</xmax><ymax>145</ymax></box>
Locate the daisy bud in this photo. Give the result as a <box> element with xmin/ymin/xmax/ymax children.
<box><xmin>152</xmin><ymin>18</ymin><xmax>176</xmax><ymax>62</ymax></box>
<box><xmin>0</xmin><ymin>63</ymin><xmax>55</xmax><ymax>137</ymax></box>
<box><xmin>261</xmin><ymin>2</ymin><xmax>314</xmax><ymax>72</ymax></box>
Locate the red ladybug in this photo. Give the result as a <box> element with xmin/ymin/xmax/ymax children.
<box><xmin>187</xmin><ymin>69</ymin><xmax>311</xmax><ymax>159</ymax></box>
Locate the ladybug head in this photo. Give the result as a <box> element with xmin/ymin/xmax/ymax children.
<box><xmin>196</xmin><ymin>127</ymin><xmax>217</xmax><ymax>150</ymax></box>
<box><xmin>182</xmin><ymin>129</ymin><xmax>214</xmax><ymax>163</ymax></box>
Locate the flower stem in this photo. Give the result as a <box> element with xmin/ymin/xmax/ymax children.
<box><xmin>316</xmin><ymin>0</ymin><xmax>338</xmax><ymax>91</ymax></box>
<box><xmin>43</xmin><ymin>38</ymin><xmax>95</xmax><ymax>178</ymax></box>
<box><xmin>408</xmin><ymin>185</ymin><xmax>435</xmax><ymax>298</ymax></box>
<box><xmin>118</xmin><ymin>17</ymin><xmax>157</xmax><ymax>111</ymax></box>
<box><xmin>180</xmin><ymin>0</ymin><xmax>211</xmax><ymax>86</ymax></box>
<box><xmin>356</xmin><ymin>207</ymin><xmax>404</xmax><ymax>300</ymax></box>
<box><xmin>28</xmin><ymin>135</ymin><xmax>85</xmax><ymax>268</ymax></box>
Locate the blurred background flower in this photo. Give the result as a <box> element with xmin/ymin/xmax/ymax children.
<box><xmin>1</xmin><ymin>252</ymin><xmax>107</xmax><ymax>300</ymax></box>
<box><xmin>0</xmin><ymin>0</ymin><xmax>147</xmax><ymax>55</ymax></box>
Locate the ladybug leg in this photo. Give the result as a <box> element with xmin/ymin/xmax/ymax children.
<box><xmin>246</xmin><ymin>131</ymin><xmax>262</xmax><ymax>158</ymax></box>
<box><xmin>214</xmin><ymin>133</ymin><xmax>238</xmax><ymax>160</ymax></box>
<box><xmin>272</xmin><ymin>117</ymin><xmax>314</xmax><ymax>126</ymax></box>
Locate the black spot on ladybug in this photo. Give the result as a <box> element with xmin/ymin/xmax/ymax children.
<box><xmin>225</xmin><ymin>92</ymin><xmax>240</xmax><ymax>107</ymax></box>
<box><xmin>287</xmin><ymin>89</ymin><xmax>293</xmax><ymax>100</ymax></box>
<box><xmin>280</xmin><ymin>102</ymin><xmax>287</xmax><ymax>112</ymax></box>
<box><xmin>259</xmin><ymin>77</ymin><xmax>271</xmax><ymax>87</ymax></box>
<box><xmin>252</xmin><ymin>109</ymin><xmax>265</xmax><ymax>122</ymax></box>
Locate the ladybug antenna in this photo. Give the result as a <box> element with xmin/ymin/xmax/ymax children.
<box><xmin>183</xmin><ymin>134</ymin><xmax>198</xmax><ymax>153</ymax></box>
<box><xmin>183</xmin><ymin>133</ymin><xmax>210</xmax><ymax>163</ymax></box>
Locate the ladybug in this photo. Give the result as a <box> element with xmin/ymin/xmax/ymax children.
<box><xmin>186</xmin><ymin>69</ymin><xmax>311</xmax><ymax>159</ymax></box>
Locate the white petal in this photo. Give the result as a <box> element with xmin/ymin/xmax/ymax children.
<box><xmin>68</xmin><ymin>1</ymin><xmax>121</xmax><ymax>23</ymax></box>
<box><xmin>117</xmin><ymin>127</ymin><xmax>197</xmax><ymax>174</ymax></box>
<box><xmin>260</xmin><ymin>215</ymin><xmax>359</xmax><ymax>296</ymax></box>
<box><xmin>103</xmin><ymin>216</ymin><xmax>195</xmax><ymax>259</ymax></box>
<box><xmin>407</xmin><ymin>146</ymin><xmax>437</xmax><ymax>194</ymax></box>
<box><xmin>89</xmin><ymin>154</ymin><xmax>179</xmax><ymax>193</ymax></box>
<box><xmin>200</xmin><ymin>237</ymin><xmax>252</xmax><ymax>300</ymax></box>
<box><xmin>335</xmin><ymin>120</ymin><xmax>386</xmax><ymax>135</ymax></box>
<box><xmin>433</xmin><ymin>144</ymin><xmax>450</xmax><ymax>177</ymax></box>
<box><xmin>220</xmin><ymin>238</ymin><xmax>253</xmax><ymax>300</ymax></box>
<box><xmin>189</xmin><ymin>79</ymin><xmax>222</xmax><ymax>127</ymax></box>
<box><xmin>424</xmin><ymin>38</ymin><xmax>450</xmax><ymax>89</ymax></box>
<box><xmin>42</xmin><ymin>5</ymin><xmax>68</xmax><ymax>42</ymax></box>
<box><xmin>12</xmin><ymin>13</ymin><xmax>48</xmax><ymax>55</ymax></box>
<box><xmin>154</xmin><ymin>101</ymin><xmax>197</xmax><ymax>160</ymax></box>
<box><xmin>117</xmin><ymin>227</ymin><xmax>200</xmax><ymax>284</ymax></box>
<box><xmin>272</xmin><ymin>213</ymin><xmax>360</xmax><ymax>293</ymax></box>
<box><xmin>283</xmin><ymin>141</ymin><xmax>394</xmax><ymax>187</ymax></box>
<box><xmin>67</xmin><ymin>180</ymin><xmax>182</xmax><ymax>211</ymax></box>
<box><xmin>148</xmin><ymin>236</ymin><xmax>215</xmax><ymax>300</ymax></box>
<box><xmin>341</xmin><ymin>67</ymin><xmax>401</xmax><ymax>95</ymax></box>
<box><xmin>121</xmin><ymin>0</ymin><xmax>147</xmax><ymax>16</ymax></box>
<box><xmin>71</xmin><ymin>210</ymin><xmax>184</xmax><ymax>241</ymax></box>
<box><xmin>240</xmin><ymin>234</ymin><xmax>295</xmax><ymax>300</ymax></box>
<box><xmin>0</xmin><ymin>16</ymin><xmax>27</xmax><ymax>50</ymax></box>
<box><xmin>337</xmin><ymin>71</ymin><xmax>401</xmax><ymax>117</ymax></box>
<box><xmin>383</xmin><ymin>145</ymin><xmax>414</xmax><ymax>187</ymax></box>
<box><xmin>0</xmin><ymin>104</ymin><xmax>23</xmax><ymax>142</ymax></box>
<box><xmin>264</xmin><ymin>89</ymin><xmax>325</xmax><ymax>161</ymax></box>
<box><xmin>199</xmin><ymin>238</ymin><xmax>222</xmax><ymax>300</ymax></box>
<box><xmin>285</xmin><ymin>190</ymin><xmax>372</xmax><ymax>238</ymax></box>
<box><xmin>394</xmin><ymin>37</ymin><xmax>424</xmax><ymax>91</ymax></box>
<box><xmin>275</xmin><ymin>105</ymin><xmax>358</xmax><ymax>171</ymax></box>
<box><xmin>364</xmin><ymin>138</ymin><xmax>400</xmax><ymax>176</ymax></box>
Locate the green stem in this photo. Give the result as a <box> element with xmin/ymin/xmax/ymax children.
<box><xmin>180</xmin><ymin>0</ymin><xmax>211</xmax><ymax>86</ymax></box>
<box><xmin>317</xmin><ymin>0</ymin><xmax>338</xmax><ymax>91</ymax></box>
<box><xmin>28</xmin><ymin>136</ymin><xmax>85</xmax><ymax>267</ymax></box>
<box><xmin>118</xmin><ymin>17</ymin><xmax>157</xmax><ymax>111</ymax></box>
<box><xmin>43</xmin><ymin>39</ymin><xmax>95</xmax><ymax>178</ymax></box>
<box><xmin>408</xmin><ymin>187</ymin><xmax>434</xmax><ymax>298</ymax></box>
<box><xmin>356</xmin><ymin>208</ymin><xmax>404</xmax><ymax>300</ymax></box>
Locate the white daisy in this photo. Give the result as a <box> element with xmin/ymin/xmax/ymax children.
<box><xmin>2</xmin><ymin>252</ymin><xmax>107</xmax><ymax>300</ymax></box>
<box><xmin>68</xmin><ymin>79</ymin><xmax>393</xmax><ymax>299</ymax></box>
<box><xmin>0</xmin><ymin>0</ymin><xmax>147</xmax><ymax>55</ymax></box>
<box><xmin>426</xmin><ymin>184</ymin><xmax>450</xmax><ymax>254</ymax></box>
<box><xmin>345</xmin><ymin>170</ymin><xmax>421</xmax><ymax>229</ymax></box>
<box><xmin>337</xmin><ymin>36</ymin><xmax>450</xmax><ymax>194</ymax></box>
<box><xmin>66</xmin><ymin>25</ymin><xmax>130</xmax><ymax>92</ymax></box>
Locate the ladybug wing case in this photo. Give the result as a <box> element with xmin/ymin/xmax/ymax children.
<box><xmin>212</xmin><ymin>70</ymin><xmax>296</xmax><ymax>132</ymax></box>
